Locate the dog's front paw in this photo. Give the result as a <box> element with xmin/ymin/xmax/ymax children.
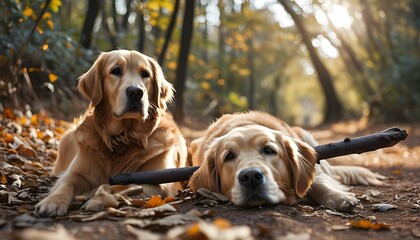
<box><xmin>35</xmin><ymin>196</ymin><xmax>70</xmax><ymax>217</ymax></box>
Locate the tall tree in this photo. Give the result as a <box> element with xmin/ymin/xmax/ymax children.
<box><xmin>158</xmin><ymin>0</ymin><xmax>180</xmax><ymax>65</ymax></box>
<box><xmin>121</xmin><ymin>0</ymin><xmax>132</xmax><ymax>31</ymax></box>
<box><xmin>174</xmin><ymin>0</ymin><xmax>195</xmax><ymax>123</ymax></box>
<box><xmin>137</xmin><ymin>1</ymin><xmax>145</xmax><ymax>52</ymax></box>
<box><xmin>278</xmin><ymin>0</ymin><xmax>343</xmax><ymax>122</ymax></box>
<box><xmin>80</xmin><ymin>0</ymin><xmax>100</xmax><ymax>48</ymax></box>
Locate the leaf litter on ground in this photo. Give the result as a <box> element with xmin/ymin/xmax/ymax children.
<box><xmin>1</xmin><ymin>107</ymin><xmax>420</xmax><ymax>239</ymax></box>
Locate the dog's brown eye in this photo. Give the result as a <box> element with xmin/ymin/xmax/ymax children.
<box><xmin>263</xmin><ymin>146</ymin><xmax>276</xmax><ymax>155</ymax></box>
<box><xmin>141</xmin><ymin>70</ymin><xmax>150</xmax><ymax>78</ymax></box>
<box><xmin>225</xmin><ymin>152</ymin><xmax>236</xmax><ymax>161</ymax></box>
<box><xmin>111</xmin><ymin>67</ymin><xmax>121</xmax><ymax>75</ymax></box>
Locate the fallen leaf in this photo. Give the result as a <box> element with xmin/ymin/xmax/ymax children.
<box><xmin>164</xmin><ymin>196</ymin><xmax>176</xmax><ymax>203</ymax></box>
<box><xmin>82</xmin><ymin>184</ymin><xmax>118</xmax><ymax>212</ymax></box>
<box><xmin>144</xmin><ymin>195</ymin><xmax>166</xmax><ymax>208</ymax></box>
<box><xmin>349</xmin><ymin>219</ymin><xmax>391</xmax><ymax>230</ymax></box>
<box><xmin>126</xmin><ymin>225</ymin><xmax>162</xmax><ymax>240</ymax></box>
<box><xmin>0</xmin><ymin>175</ymin><xmax>7</xmax><ymax>185</ymax></box>
<box><xmin>135</xmin><ymin>203</ymin><xmax>178</xmax><ymax>218</ymax></box>
<box><xmin>19</xmin><ymin>225</ymin><xmax>75</xmax><ymax>240</ymax></box>
<box><xmin>372</xmin><ymin>203</ymin><xmax>397</xmax><ymax>212</ymax></box>
<box><xmin>213</xmin><ymin>217</ymin><xmax>232</xmax><ymax>229</ymax></box>
<box><xmin>167</xmin><ymin>219</ymin><xmax>254</xmax><ymax>240</ymax></box>
<box><xmin>196</xmin><ymin>188</ymin><xmax>229</xmax><ymax>203</ymax></box>
<box><xmin>413</xmin><ymin>229</ymin><xmax>420</xmax><ymax>238</ymax></box>
<box><xmin>68</xmin><ymin>211</ymin><xmax>108</xmax><ymax>222</ymax></box>
<box><xmin>277</xmin><ymin>232</ymin><xmax>311</xmax><ymax>240</ymax></box>
<box><xmin>331</xmin><ymin>225</ymin><xmax>349</xmax><ymax>231</ymax></box>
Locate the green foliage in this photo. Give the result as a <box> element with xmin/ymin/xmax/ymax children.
<box><xmin>0</xmin><ymin>0</ymin><xmax>93</xmax><ymax>111</ymax></box>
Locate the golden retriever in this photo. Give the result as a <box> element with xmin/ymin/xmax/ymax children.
<box><xmin>188</xmin><ymin>112</ymin><xmax>385</xmax><ymax>212</ymax></box>
<box><xmin>35</xmin><ymin>50</ymin><xmax>187</xmax><ymax>217</ymax></box>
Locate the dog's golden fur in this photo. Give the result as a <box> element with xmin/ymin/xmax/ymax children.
<box><xmin>35</xmin><ymin>50</ymin><xmax>187</xmax><ymax>217</ymax></box>
<box><xmin>188</xmin><ymin>112</ymin><xmax>385</xmax><ymax>212</ymax></box>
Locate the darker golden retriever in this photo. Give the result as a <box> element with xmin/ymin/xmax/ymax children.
<box><xmin>188</xmin><ymin>112</ymin><xmax>384</xmax><ymax>212</ymax></box>
<box><xmin>35</xmin><ymin>50</ymin><xmax>187</xmax><ymax>217</ymax></box>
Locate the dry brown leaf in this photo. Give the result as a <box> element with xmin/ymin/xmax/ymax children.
<box><xmin>349</xmin><ymin>219</ymin><xmax>391</xmax><ymax>230</ymax></box>
<box><xmin>19</xmin><ymin>225</ymin><xmax>75</xmax><ymax>240</ymax></box>
<box><xmin>277</xmin><ymin>232</ymin><xmax>311</xmax><ymax>240</ymax></box>
<box><xmin>125</xmin><ymin>209</ymin><xmax>201</xmax><ymax>229</ymax></box>
<box><xmin>164</xmin><ymin>196</ymin><xmax>175</xmax><ymax>203</ymax></box>
<box><xmin>131</xmin><ymin>199</ymin><xmax>146</xmax><ymax>208</ymax></box>
<box><xmin>213</xmin><ymin>217</ymin><xmax>232</xmax><ymax>229</ymax></box>
<box><xmin>0</xmin><ymin>175</ymin><xmax>7</xmax><ymax>185</ymax></box>
<box><xmin>82</xmin><ymin>184</ymin><xmax>118</xmax><ymax>212</ymax></box>
<box><xmin>16</xmin><ymin>144</ymin><xmax>37</xmax><ymax>158</ymax></box>
<box><xmin>167</xmin><ymin>219</ymin><xmax>254</xmax><ymax>240</ymax></box>
<box><xmin>126</xmin><ymin>225</ymin><xmax>162</xmax><ymax>240</ymax></box>
<box><xmin>111</xmin><ymin>184</ymin><xmax>143</xmax><ymax>196</ymax></box>
<box><xmin>3</xmin><ymin>107</ymin><xmax>15</xmax><ymax>119</ymax></box>
<box><xmin>134</xmin><ymin>203</ymin><xmax>178</xmax><ymax>218</ymax></box>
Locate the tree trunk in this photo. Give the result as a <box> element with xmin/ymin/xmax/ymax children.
<box><xmin>217</xmin><ymin>1</ymin><xmax>225</xmax><ymax>83</ymax></box>
<box><xmin>137</xmin><ymin>2</ymin><xmax>145</xmax><ymax>52</ymax></box>
<box><xmin>112</xmin><ymin>0</ymin><xmax>120</xmax><ymax>32</ymax></box>
<box><xmin>246</xmin><ymin>37</ymin><xmax>255</xmax><ymax>110</ymax></box>
<box><xmin>80</xmin><ymin>0</ymin><xmax>100</xmax><ymax>49</ymax></box>
<box><xmin>278</xmin><ymin>0</ymin><xmax>343</xmax><ymax>123</ymax></box>
<box><xmin>122</xmin><ymin>0</ymin><xmax>132</xmax><ymax>31</ymax></box>
<box><xmin>99</xmin><ymin>1</ymin><xmax>118</xmax><ymax>49</ymax></box>
<box><xmin>174</xmin><ymin>0</ymin><xmax>195</xmax><ymax>123</ymax></box>
<box><xmin>270</xmin><ymin>76</ymin><xmax>281</xmax><ymax>116</ymax></box>
<box><xmin>158</xmin><ymin>0</ymin><xmax>180</xmax><ymax>65</ymax></box>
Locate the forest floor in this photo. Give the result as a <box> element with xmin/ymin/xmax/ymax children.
<box><xmin>0</xmin><ymin>109</ymin><xmax>419</xmax><ymax>240</ymax></box>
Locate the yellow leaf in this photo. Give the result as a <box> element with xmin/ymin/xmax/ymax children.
<box><xmin>42</xmin><ymin>43</ymin><xmax>48</xmax><ymax>51</ymax></box>
<box><xmin>350</xmin><ymin>219</ymin><xmax>391</xmax><ymax>230</ymax></box>
<box><xmin>201</xmin><ymin>82</ymin><xmax>211</xmax><ymax>91</ymax></box>
<box><xmin>36</xmin><ymin>26</ymin><xmax>44</xmax><ymax>35</ymax></box>
<box><xmin>23</xmin><ymin>7</ymin><xmax>34</xmax><ymax>17</ymax></box>
<box><xmin>186</xmin><ymin>223</ymin><xmax>200</xmax><ymax>236</ymax></box>
<box><xmin>47</xmin><ymin>20</ymin><xmax>54</xmax><ymax>29</ymax></box>
<box><xmin>20</xmin><ymin>116</ymin><xmax>28</xmax><ymax>126</ymax></box>
<box><xmin>31</xmin><ymin>114</ymin><xmax>38</xmax><ymax>126</ymax></box>
<box><xmin>0</xmin><ymin>175</ymin><xmax>7</xmax><ymax>185</ymax></box>
<box><xmin>163</xmin><ymin>196</ymin><xmax>175</xmax><ymax>203</ymax></box>
<box><xmin>143</xmin><ymin>195</ymin><xmax>165</xmax><ymax>208</ymax></box>
<box><xmin>42</xmin><ymin>12</ymin><xmax>51</xmax><ymax>19</ymax></box>
<box><xmin>50</xmin><ymin>0</ymin><xmax>62</xmax><ymax>12</ymax></box>
<box><xmin>213</xmin><ymin>218</ymin><xmax>232</xmax><ymax>229</ymax></box>
<box><xmin>49</xmin><ymin>73</ymin><xmax>58</xmax><ymax>83</ymax></box>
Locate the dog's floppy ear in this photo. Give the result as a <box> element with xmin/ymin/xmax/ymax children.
<box><xmin>148</xmin><ymin>57</ymin><xmax>174</xmax><ymax>110</ymax></box>
<box><xmin>188</xmin><ymin>149</ymin><xmax>220</xmax><ymax>193</ymax></box>
<box><xmin>278</xmin><ymin>135</ymin><xmax>317</xmax><ymax>198</ymax></box>
<box><xmin>78</xmin><ymin>53</ymin><xmax>105</xmax><ymax>106</ymax></box>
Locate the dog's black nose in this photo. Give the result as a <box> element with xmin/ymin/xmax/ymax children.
<box><xmin>126</xmin><ymin>86</ymin><xmax>143</xmax><ymax>100</ymax></box>
<box><xmin>238</xmin><ymin>167</ymin><xmax>264</xmax><ymax>189</ymax></box>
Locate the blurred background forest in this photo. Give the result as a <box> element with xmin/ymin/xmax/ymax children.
<box><xmin>1</xmin><ymin>0</ymin><xmax>419</xmax><ymax>126</ymax></box>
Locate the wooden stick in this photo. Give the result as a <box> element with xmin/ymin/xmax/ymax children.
<box><xmin>109</xmin><ymin>127</ymin><xmax>408</xmax><ymax>185</ymax></box>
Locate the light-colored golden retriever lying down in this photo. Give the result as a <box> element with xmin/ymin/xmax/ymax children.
<box><xmin>188</xmin><ymin>112</ymin><xmax>385</xmax><ymax>212</ymax></box>
<box><xmin>35</xmin><ymin>50</ymin><xmax>187</xmax><ymax>217</ymax></box>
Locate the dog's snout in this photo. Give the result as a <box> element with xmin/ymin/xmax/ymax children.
<box><xmin>126</xmin><ymin>86</ymin><xmax>143</xmax><ymax>100</ymax></box>
<box><xmin>238</xmin><ymin>167</ymin><xmax>264</xmax><ymax>189</ymax></box>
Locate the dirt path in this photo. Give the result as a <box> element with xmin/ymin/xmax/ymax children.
<box><xmin>1</xmin><ymin>113</ymin><xmax>419</xmax><ymax>239</ymax></box>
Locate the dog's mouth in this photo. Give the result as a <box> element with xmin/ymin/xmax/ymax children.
<box><xmin>114</xmin><ymin>100</ymin><xmax>149</xmax><ymax>120</ymax></box>
<box><xmin>240</xmin><ymin>188</ymin><xmax>276</xmax><ymax>206</ymax></box>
